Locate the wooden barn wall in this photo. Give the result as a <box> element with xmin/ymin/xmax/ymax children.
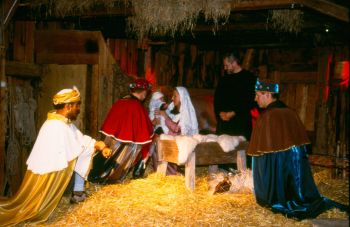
<box><xmin>105</xmin><ymin>39</ymin><xmax>348</xmax><ymax>160</ymax></box>
<box><xmin>37</xmin><ymin>64</ymin><xmax>88</xmax><ymax>129</ymax></box>
<box><xmin>0</xmin><ymin>21</ymin><xmax>39</xmax><ymax>195</ymax></box>
<box><xmin>1</xmin><ymin>22</ymin><xmax>119</xmax><ymax>196</ymax></box>
<box><xmin>34</xmin><ymin>27</ymin><xmax>117</xmax><ymax>138</ymax></box>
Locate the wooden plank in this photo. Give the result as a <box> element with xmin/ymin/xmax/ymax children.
<box><xmin>314</xmin><ymin>48</ymin><xmax>332</xmax><ymax>154</ymax></box>
<box><xmin>119</xmin><ymin>39</ymin><xmax>128</xmax><ymax>73</ymax></box>
<box><xmin>228</xmin><ymin>0</ymin><xmax>296</xmax><ymax>10</ymax></box>
<box><xmin>280</xmin><ymin>71</ymin><xmax>318</xmax><ymax>84</ymax></box>
<box><xmin>0</xmin><ymin>42</ymin><xmax>6</xmax><ymax>194</ymax></box>
<box><xmin>107</xmin><ymin>39</ymin><xmax>115</xmax><ymax>58</ymax></box>
<box><xmin>300</xmin><ymin>0</ymin><xmax>348</xmax><ymax>22</ymax></box>
<box><xmin>5</xmin><ymin>61</ymin><xmax>41</xmax><ymax>77</ymax></box>
<box><xmin>127</xmin><ymin>39</ymin><xmax>138</xmax><ymax>76</ymax></box>
<box><xmin>90</xmin><ymin>65</ymin><xmax>99</xmax><ymax>138</ymax></box>
<box><xmin>305</xmin><ymin>84</ymin><xmax>317</xmax><ymax>131</ymax></box>
<box><xmin>35</xmin><ymin>30</ymin><xmax>101</xmax><ymax>64</ymax></box>
<box><xmin>295</xmin><ymin>84</ymin><xmax>308</xmax><ymax>124</ymax></box>
<box><xmin>278</xmin><ymin>64</ymin><xmax>318</xmax><ymax>72</ymax></box>
<box><xmin>227</xmin><ymin>0</ymin><xmax>348</xmax><ymax>22</ymax></box>
<box><xmin>114</xmin><ymin>39</ymin><xmax>122</xmax><ymax>64</ymax></box>
<box><xmin>236</xmin><ymin>150</ymin><xmax>247</xmax><ymax>171</ymax></box>
<box><xmin>185</xmin><ymin>152</ymin><xmax>196</xmax><ymax>190</ymax></box>
<box><xmin>242</xmin><ymin>48</ymin><xmax>255</xmax><ymax>70</ymax></box>
<box><xmin>2</xmin><ymin>0</ymin><xmax>19</xmax><ymax>27</ymax></box>
<box><xmin>157</xmin><ymin>161</ymin><xmax>168</xmax><ymax>175</ymax></box>
<box><xmin>158</xmin><ymin>140</ymin><xmax>179</xmax><ymax>163</ymax></box>
<box><xmin>195</xmin><ymin>141</ymin><xmax>249</xmax><ymax>165</ymax></box>
<box><xmin>13</xmin><ymin>21</ymin><xmax>35</xmax><ymax>63</ymax></box>
<box><xmin>36</xmin><ymin>53</ymin><xmax>98</xmax><ymax>65</ymax></box>
<box><xmin>96</xmin><ymin>37</ymin><xmax>115</xmax><ymax>131</ymax></box>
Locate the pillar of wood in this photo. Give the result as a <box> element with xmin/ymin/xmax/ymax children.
<box><xmin>0</xmin><ymin>31</ymin><xmax>7</xmax><ymax>195</ymax></box>
<box><xmin>242</xmin><ymin>48</ymin><xmax>255</xmax><ymax>70</ymax></box>
<box><xmin>185</xmin><ymin>152</ymin><xmax>196</xmax><ymax>191</ymax></box>
<box><xmin>314</xmin><ymin>48</ymin><xmax>332</xmax><ymax>154</ymax></box>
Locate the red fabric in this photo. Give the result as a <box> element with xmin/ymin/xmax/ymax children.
<box><xmin>100</xmin><ymin>97</ymin><xmax>154</xmax><ymax>144</ymax></box>
<box><xmin>140</xmin><ymin>143</ymin><xmax>151</xmax><ymax>159</ymax></box>
<box><xmin>250</xmin><ymin>107</ymin><xmax>260</xmax><ymax>128</ymax></box>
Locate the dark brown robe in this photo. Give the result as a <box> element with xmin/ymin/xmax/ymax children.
<box><xmin>247</xmin><ymin>100</ymin><xmax>310</xmax><ymax>156</ymax></box>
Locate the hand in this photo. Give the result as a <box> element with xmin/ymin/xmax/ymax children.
<box><xmin>94</xmin><ymin>140</ymin><xmax>106</xmax><ymax>151</ymax></box>
<box><xmin>101</xmin><ymin>147</ymin><xmax>112</xmax><ymax>158</ymax></box>
<box><xmin>158</xmin><ymin>110</ymin><xmax>166</xmax><ymax>117</ymax></box>
<box><xmin>220</xmin><ymin>111</ymin><xmax>235</xmax><ymax>121</ymax></box>
<box><xmin>152</xmin><ymin>118</ymin><xmax>160</xmax><ymax>125</ymax></box>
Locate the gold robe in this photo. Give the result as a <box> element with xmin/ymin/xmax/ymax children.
<box><xmin>0</xmin><ymin>160</ymin><xmax>75</xmax><ymax>226</ymax></box>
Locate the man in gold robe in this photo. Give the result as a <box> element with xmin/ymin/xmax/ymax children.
<box><xmin>0</xmin><ymin>86</ymin><xmax>110</xmax><ymax>226</ymax></box>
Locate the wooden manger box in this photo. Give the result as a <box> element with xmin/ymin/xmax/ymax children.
<box><xmin>156</xmin><ymin>139</ymin><xmax>249</xmax><ymax>190</ymax></box>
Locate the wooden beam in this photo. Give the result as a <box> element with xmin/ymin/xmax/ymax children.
<box><xmin>2</xmin><ymin>0</ymin><xmax>20</xmax><ymax>28</ymax></box>
<box><xmin>0</xmin><ymin>1</ymin><xmax>7</xmax><ymax>195</ymax></box>
<box><xmin>35</xmin><ymin>30</ymin><xmax>102</xmax><ymax>64</ymax></box>
<box><xmin>228</xmin><ymin>0</ymin><xmax>295</xmax><ymax>11</ymax></box>
<box><xmin>228</xmin><ymin>0</ymin><xmax>348</xmax><ymax>22</ymax></box>
<box><xmin>300</xmin><ymin>0</ymin><xmax>349</xmax><ymax>22</ymax></box>
<box><xmin>5</xmin><ymin>61</ymin><xmax>42</xmax><ymax>77</ymax></box>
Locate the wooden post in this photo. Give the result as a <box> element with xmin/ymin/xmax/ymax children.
<box><xmin>314</xmin><ymin>48</ymin><xmax>332</xmax><ymax>155</ymax></box>
<box><xmin>185</xmin><ymin>151</ymin><xmax>196</xmax><ymax>191</ymax></box>
<box><xmin>242</xmin><ymin>48</ymin><xmax>255</xmax><ymax>70</ymax></box>
<box><xmin>236</xmin><ymin>150</ymin><xmax>247</xmax><ymax>171</ymax></box>
<box><xmin>0</xmin><ymin>38</ymin><xmax>6</xmax><ymax>195</ymax></box>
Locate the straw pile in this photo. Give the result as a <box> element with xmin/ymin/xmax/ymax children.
<box><xmin>269</xmin><ymin>9</ymin><xmax>304</xmax><ymax>34</ymax></box>
<box><xmin>127</xmin><ymin>0</ymin><xmax>231</xmax><ymax>39</ymax></box>
<box><xmin>21</xmin><ymin>166</ymin><xmax>348</xmax><ymax>227</ymax></box>
<box><xmin>29</xmin><ymin>0</ymin><xmax>305</xmax><ymax>37</ymax></box>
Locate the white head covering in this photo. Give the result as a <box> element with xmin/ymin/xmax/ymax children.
<box><xmin>53</xmin><ymin>86</ymin><xmax>81</xmax><ymax>105</ymax></box>
<box><xmin>149</xmin><ymin>91</ymin><xmax>169</xmax><ymax>134</ymax></box>
<box><xmin>149</xmin><ymin>91</ymin><xmax>164</xmax><ymax>120</ymax></box>
<box><xmin>175</xmin><ymin>87</ymin><xmax>198</xmax><ymax>135</ymax></box>
<box><xmin>151</xmin><ymin>91</ymin><xmax>163</xmax><ymax>101</ymax></box>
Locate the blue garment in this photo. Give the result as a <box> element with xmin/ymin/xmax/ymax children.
<box><xmin>73</xmin><ymin>172</ymin><xmax>85</xmax><ymax>191</ymax></box>
<box><xmin>252</xmin><ymin>145</ymin><xmax>347</xmax><ymax>220</ymax></box>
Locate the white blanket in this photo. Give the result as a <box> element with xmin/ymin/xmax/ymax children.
<box><xmin>160</xmin><ymin>134</ymin><xmax>246</xmax><ymax>164</ymax></box>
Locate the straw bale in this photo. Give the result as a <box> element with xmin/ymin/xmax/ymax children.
<box><xmin>269</xmin><ymin>9</ymin><xmax>304</xmax><ymax>34</ymax></box>
<box><xmin>21</xmin><ymin>166</ymin><xmax>348</xmax><ymax>227</ymax></box>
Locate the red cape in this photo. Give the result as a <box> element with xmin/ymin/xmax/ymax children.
<box><xmin>100</xmin><ymin>97</ymin><xmax>154</xmax><ymax>144</ymax></box>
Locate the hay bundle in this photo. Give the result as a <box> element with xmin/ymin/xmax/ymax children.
<box><xmin>29</xmin><ymin>0</ymin><xmax>231</xmax><ymax>39</ymax></box>
<box><xmin>127</xmin><ymin>0</ymin><xmax>231</xmax><ymax>39</ymax></box>
<box><xmin>269</xmin><ymin>9</ymin><xmax>304</xmax><ymax>34</ymax></box>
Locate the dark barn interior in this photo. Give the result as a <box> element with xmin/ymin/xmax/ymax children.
<box><xmin>0</xmin><ymin>0</ymin><xmax>349</xmax><ymax>226</ymax></box>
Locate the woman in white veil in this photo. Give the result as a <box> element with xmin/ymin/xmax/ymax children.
<box><xmin>157</xmin><ymin>86</ymin><xmax>198</xmax><ymax>174</ymax></box>
<box><xmin>172</xmin><ymin>87</ymin><xmax>198</xmax><ymax>135</ymax></box>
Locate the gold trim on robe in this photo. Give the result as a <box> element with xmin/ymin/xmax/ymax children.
<box><xmin>0</xmin><ymin>160</ymin><xmax>76</xmax><ymax>226</ymax></box>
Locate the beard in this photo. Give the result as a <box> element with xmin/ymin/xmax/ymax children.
<box><xmin>67</xmin><ymin>110</ymin><xmax>80</xmax><ymax>121</ymax></box>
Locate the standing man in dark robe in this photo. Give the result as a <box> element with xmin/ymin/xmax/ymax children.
<box><xmin>214</xmin><ymin>51</ymin><xmax>257</xmax><ymax>168</ymax></box>
<box><xmin>248</xmin><ymin>79</ymin><xmax>348</xmax><ymax>220</ymax></box>
<box><xmin>88</xmin><ymin>78</ymin><xmax>154</xmax><ymax>183</ymax></box>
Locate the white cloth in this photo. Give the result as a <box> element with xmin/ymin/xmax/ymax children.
<box><xmin>160</xmin><ymin>134</ymin><xmax>245</xmax><ymax>164</ymax></box>
<box><xmin>149</xmin><ymin>91</ymin><xmax>169</xmax><ymax>134</ymax></box>
<box><xmin>217</xmin><ymin>135</ymin><xmax>246</xmax><ymax>152</ymax></box>
<box><xmin>175</xmin><ymin>135</ymin><xmax>199</xmax><ymax>164</ymax></box>
<box><xmin>26</xmin><ymin>119</ymin><xmax>96</xmax><ymax>178</ymax></box>
<box><xmin>175</xmin><ymin>87</ymin><xmax>199</xmax><ymax>136</ymax></box>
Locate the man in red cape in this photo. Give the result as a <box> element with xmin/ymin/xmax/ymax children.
<box><xmin>88</xmin><ymin>78</ymin><xmax>154</xmax><ymax>183</ymax></box>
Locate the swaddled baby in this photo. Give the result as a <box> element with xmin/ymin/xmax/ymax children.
<box><xmin>149</xmin><ymin>91</ymin><xmax>169</xmax><ymax>134</ymax></box>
